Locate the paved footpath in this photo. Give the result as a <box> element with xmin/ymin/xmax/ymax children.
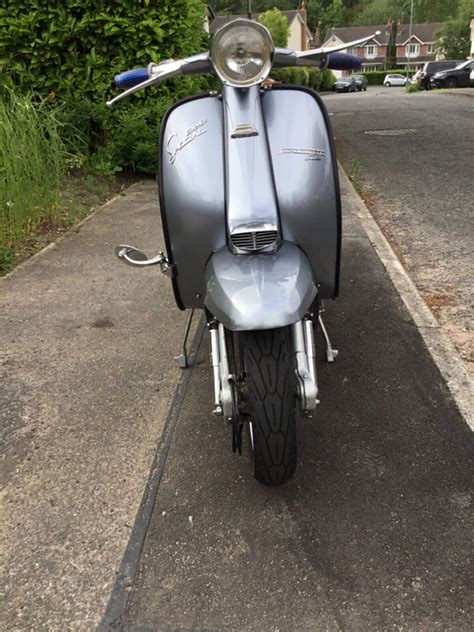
<box><xmin>1</xmin><ymin>174</ymin><xmax>473</xmax><ymax>631</ymax></box>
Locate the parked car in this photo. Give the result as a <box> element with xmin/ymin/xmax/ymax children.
<box><xmin>430</xmin><ymin>59</ymin><xmax>474</xmax><ymax>89</ymax></box>
<box><xmin>351</xmin><ymin>74</ymin><xmax>368</xmax><ymax>91</ymax></box>
<box><xmin>332</xmin><ymin>76</ymin><xmax>356</xmax><ymax>93</ymax></box>
<box><xmin>415</xmin><ymin>60</ymin><xmax>463</xmax><ymax>89</ymax></box>
<box><xmin>383</xmin><ymin>74</ymin><xmax>410</xmax><ymax>87</ymax></box>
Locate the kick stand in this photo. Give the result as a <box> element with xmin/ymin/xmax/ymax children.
<box><xmin>318</xmin><ymin>313</ymin><xmax>339</xmax><ymax>363</ymax></box>
<box><xmin>174</xmin><ymin>309</ymin><xmax>195</xmax><ymax>368</ymax></box>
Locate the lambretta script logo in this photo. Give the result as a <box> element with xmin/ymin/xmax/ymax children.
<box><xmin>279</xmin><ymin>148</ymin><xmax>326</xmax><ymax>161</ymax></box>
<box><xmin>166</xmin><ymin>119</ymin><xmax>208</xmax><ymax>165</ymax></box>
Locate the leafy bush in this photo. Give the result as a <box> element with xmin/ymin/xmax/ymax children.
<box><xmin>308</xmin><ymin>68</ymin><xmax>322</xmax><ymax>89</ymax></box>
<box><xmin>406</xmin><ymin>80</ymin><xmax>422</xmax><ymax>93</ymax></box>
<box><xmin>360</xmin><ymin>69</ymin><xmax>416</xmax><ymax>85</ymax></box>
<box><xmin>0</xmin><ymin>1</ymin><xmax>208</xmax><ymax>174</ymax></box>
<box><xmin>0</xmin><ymin>0</ymin><xmax>207</xmax><ymax>98</ymax></box>
<box><xmin>258</xmin><ymin>8</ymin><xmax>290</xmax><ymax>48</ymax></box>
<box><xmin>321</xmin><ymin>68</ymin><xmax>336</xmax><ymax>91</ymax></box>
<box><xmin>270</xmin><ymin>66</ymin><xmax>334</xmax><ymax>91</ymax></box>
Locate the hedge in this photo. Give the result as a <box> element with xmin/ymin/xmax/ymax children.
<box><xmin>0</xmin><ymin>0</ymin><xmax>207</xmax><ymax>97</ymax></box>
<box><xmin>0</xmin><ymin>0</ymin><xmax>208</xmax><ymax>174</ymax></box>
<box><xmin>360</xmin><ymin>69</ymin><xmax>416</xmax><ymax>85</ymax></box>
<box><xmin>271</xmin><ymin>67</ymin><xmax>335</xmax><ymax>90</ymax></box>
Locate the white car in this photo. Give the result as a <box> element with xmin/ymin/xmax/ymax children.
<box><xmin>383</xmin><ymin>73</ymin><xmax>410</xmax><ymax>87</ymax></box>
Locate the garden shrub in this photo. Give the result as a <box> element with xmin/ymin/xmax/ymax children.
<box><xmin>321</xmin><ymin>68</ymin><xmax>336</xmax><ymax>91</ymax></box>
<box><xmin>271</xmin><ymin>66</ymin><xmax>333</xmax><ymax>91</ymax></box>
<box><xmin>360</xmin><ymin>69</ymin><xmax>416</xmax><ymax>85</ymax></box>
<box><xmin>0</xmin><ymin>0</ymin><xmax>207</xmax><ymax>98</ymax></box>
<box><xmin>406</xmin><ymin>81</ymin><xmax>422</xmax><ymax>93</ymax></box>
<box><xmin>0</xmin><ymin>0</ymin><xmax>208</xmax><ymax>174</ymax></box>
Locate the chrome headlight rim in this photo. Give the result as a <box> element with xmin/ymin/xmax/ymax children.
<box><xmin>210</xmin><ymin>18</ymin><xmax>275</xmax><ymax>88</ymax></box>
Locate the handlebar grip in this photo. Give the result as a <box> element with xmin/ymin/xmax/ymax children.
<box><xmin>114</xmin><ymin>67</ymin><xmax>149</xmax><ymax>90</ymax></box>
<box><xmin>326</xmin><ymin>53</ymin><xmax>362</xmax><ymax>71</ymax></box>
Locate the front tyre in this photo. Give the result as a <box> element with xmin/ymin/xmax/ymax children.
<box><xmin>384</xmin><ymin>81</ymin><xmax>391</xmax><ymax>87</ymax></box>
<box><xmin>242</xmin><ymin>328</ymin><xmax>297</xmax><ymax>485</ymax></box>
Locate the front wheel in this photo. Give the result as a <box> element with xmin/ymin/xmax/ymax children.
<box><xmin>242</xmin><ymin>328</ymin><xmax>297</xmax><ymax>485</ymax></box>
<box><xmin>384</xmin><ymin>81</ymin><xmax>391</xmax><ymax>87</ymax></box>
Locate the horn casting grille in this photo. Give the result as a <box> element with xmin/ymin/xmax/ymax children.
<box><xmin>230</xmin><ymin>230</ymin><xmax>278</xmax><ymax>252</ymax></box>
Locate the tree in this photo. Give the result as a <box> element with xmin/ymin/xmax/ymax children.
<box><xmin>434</xmin><ymin>0</ymin><xmax>473</xmax><ymax>60</ymax></box>
<box><xmin>324</xmin><ymin>0</ymin><xmax>346</xmax><ymax>27</ymax></box>
<box><xmin>414</xmin><ymin>0</ymin><xmax>459</xmax><ymax>23</ymax></box>
<box><xmin>258</xmin><ymin>8</ymin><xmax>290</xmax><ymax>47</ymax></box>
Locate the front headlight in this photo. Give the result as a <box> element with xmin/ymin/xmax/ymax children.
<box><xmin>210</xmin><ymin>19</ymin><xmax>274</xmax><ymax>88</ymax></box>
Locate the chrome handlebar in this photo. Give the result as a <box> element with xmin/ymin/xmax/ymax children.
<box><xmin>107</xmin><ymin>52</ymin><xmax>211</xmax><ymax>107</ymax></box>
<box><xmin>106</xmin><ymin>32</ymin><xmax>380</xmax><ymax>107</ymax></box>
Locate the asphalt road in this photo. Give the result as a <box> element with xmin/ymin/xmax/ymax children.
<box><xmin>323</xmin><ymin>86</ymin><xmax>473</xmax><ymax>374</ymax></box>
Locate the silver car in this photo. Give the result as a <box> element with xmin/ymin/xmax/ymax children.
<box><xmin>384</xmin><ymin>73</ymin><xmax>410</xmax><ymax>87</ymax></box>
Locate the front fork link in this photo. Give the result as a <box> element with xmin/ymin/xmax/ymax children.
<box><xmin>209</xmin><ymin>322</ymin><xmax>244</xmax><ymax>454</ymax></box>
<box><xmin>208</xmin><ymin>309</ymin><xmax>339</xmax><ymax>451</ymax></box>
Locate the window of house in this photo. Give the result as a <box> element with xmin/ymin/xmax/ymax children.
<box><xmin>347</xmin><ymin>47</ymin><xmax>357</xmax><ymax>55</ymax></box>
<box><xmin>427</xmin><ymin>43</ymin><xmax>434</xmax><ymax>54</ymax></box>
<box><xmin>365</xmin><ymin>45</ymin><xmax>377</xmax><ymax>57</ymax></box>
<box><xmin>362</xmin><ymin>64</ymin><xmax>379</xmax><ymax>71</ymax></box>
<box><xmin>406</xmin><ymin>42</ymin><xmax>420</xmax><ymax>57</ymax></box>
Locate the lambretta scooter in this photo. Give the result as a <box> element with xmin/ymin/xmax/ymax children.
<box><xmin>108</xmin><ymin>18</ymin><xmax>376</xmax><ymax>485</ymax></box>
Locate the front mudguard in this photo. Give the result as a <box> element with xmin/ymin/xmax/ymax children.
<box><xmin>204</xmin><ymin>242</ymin><xmax>317</xmax><ymax>331</ymax></box>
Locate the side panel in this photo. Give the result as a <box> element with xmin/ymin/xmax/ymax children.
<box><xmin>262</xmin><ymin>87</ymin><xmax>341</xmax><ymax>298</ymax></box>
<box><xmin>159</xmin><ymin>94</ymin><xmax>225</xmax><ymax>309</ymax></box>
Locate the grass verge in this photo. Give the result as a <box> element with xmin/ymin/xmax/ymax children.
<box><xmin>1</xmin><ymin>171</ymin><xmax>140</xmax><ymax>275</ymax></box>
<box><xmin>0</xmin><ymin>88</ymin><xmax>142</xmax><ymax>274</ymax></box>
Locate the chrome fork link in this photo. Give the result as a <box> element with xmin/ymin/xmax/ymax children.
<box><xmin>303</xmin><ymin>317</ymin><xmax>318</xmax><ymax>390</ymax></box>
<box><xmin>209</xmin><ymin>324</ymin><xmax>222</xmax><ymax>416</ymax></box>
<box><xmin>209</xmin><ymin>322</ymin><xmax>234</xmax><ymax>420</ymax></box>
<box><xmin>291</xmin><ymin>319</ymin><xmax>318</xmax><ymax>416</ymax></box>
<box><xmin>217</xmin><ymin>323</ymin><xmax>234</xmax><ymax>421</ymax></box>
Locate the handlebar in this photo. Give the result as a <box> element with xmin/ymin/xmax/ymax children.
<box><xmin>107</xmin><ymin>31</ymin><xmax>377</xmax><ymax>106</ymax></box>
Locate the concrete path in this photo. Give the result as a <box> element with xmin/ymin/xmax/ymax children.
<box><xmin>1</xmin><ymin>172</ymin><xmax>472</xmax><ymax>631</ymax></box>
<box><xmin>1</xmin><ymin>183</ymin><xmax>196</xmax><ymax>631</ymax></box>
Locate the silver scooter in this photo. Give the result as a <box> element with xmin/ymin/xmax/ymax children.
<box><xmin>109</xmin><ymin>17</ymin><xmax>376</xmax><ymax>485</ymax></box>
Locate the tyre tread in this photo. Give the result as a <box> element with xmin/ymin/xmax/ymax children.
<box><xmin>242</xmin><ymin>328</ymin><xmax>296</xmax><ymax>485</ymax></box>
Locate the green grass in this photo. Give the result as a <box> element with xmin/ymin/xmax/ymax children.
<box><xmin>349</xmin><ymin>160</ymin><xmax>363</xmax><ymax>194</ymax></box>
<box><xmin>0</xmin><ymin>89</ymin><xmax>79</xmax><ymax>271</ymax></box>
<box><xmin>406</xmin><ymin>81</ymin><xmax>422</xmax><ymax>93</ymax></box>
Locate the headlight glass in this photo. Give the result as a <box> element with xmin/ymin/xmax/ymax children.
<box><xmin>211</xmin><ymin>19</ymin><xmax>274</xmax><ymax>87</ymax></box>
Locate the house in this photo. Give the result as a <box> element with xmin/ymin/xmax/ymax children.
<box><xmin>394</xmin><ymin>22</ymin><xmax>443</xmax><ymax>70</ymax></box>
<box><xmin>210</xmin><ymin>3</ymin><xmax>313</xmax><ymax>51</ymax></box>
<box><xmin>323</xmin><ymin>24</ymin><xmax>391</xmax><ymax>72</ymax></box>
<box><xmin>323</xmin><ymin>21</ymin><xmax>443</xmax><ymax>72</ymax></box>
